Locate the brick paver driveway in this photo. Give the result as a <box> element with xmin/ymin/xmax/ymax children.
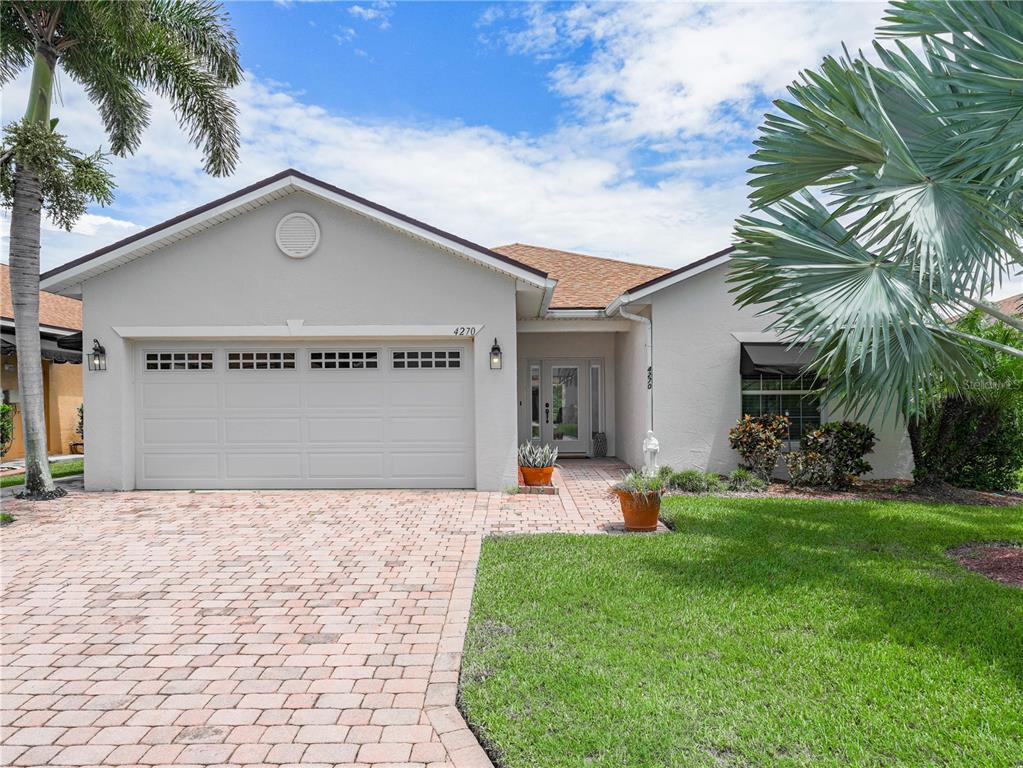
<box><xmin>1</xmin><ymin>460</ymin><xmax>633</xmax><ymax>768</ymax></box>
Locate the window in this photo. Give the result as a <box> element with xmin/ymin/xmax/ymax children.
<box><xmin>228</xmin><ymin>351</ymin><xmax>296</xmax><ymax>370</ymax></box>
<box><xmin>530</xmin><ymin>364</ymin><xmax>541</xmax><ymax>441</ymax></box>
<box><xmin>310</xmin><ymin>350</ymin><xmax>378</xmax><ymax>370</ymax></box>
<box><xmin>392</xmin><ymin>350</ymin><xmax>461</xmax><ymax>369</ymax></box>
<box><xmin>145</xmin><ymin>351</ymin><xmax>213</xmax><ymax>371</ymax></box>
<box><xmin>741</xmin><ymin>373</ymin><xmax>821</xmax><ymax>440</ymax></box>
<box><xmin>589</xmin><ymin>364</ymin><xmax>602</xmax><ymax>434</ymax></box>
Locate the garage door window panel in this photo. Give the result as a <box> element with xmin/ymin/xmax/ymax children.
<box><xmin>145</xmin><ymin>351</ymin><xmax>214</xmax><ymax>371</ymax></box>
<box><xmin>392</xmin><ymin>349</ymin><xmax>461</xmax><ymax>369</ymax></box>
<box><xmin>228</xmin><ymin>351</ymin><xmax>296</xmax><ymax>370</ymax></box>
<box><xmin>310</xmin><ymin>350</ymin><xmax>379</xmax><ymax>370</ymax></box>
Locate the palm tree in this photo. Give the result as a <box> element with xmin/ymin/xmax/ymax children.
<box><xmin>729</xmin><ymin>0</ymin><xmax>1023</xmax><ymax>420</ymax></box>
<box><xmin>1</xmin><ymin>1</ymin><xmax>242</xmax><ymax>498</ymax></box>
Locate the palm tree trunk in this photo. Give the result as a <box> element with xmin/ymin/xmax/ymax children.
<box><xmin>9</xmin><ymin>165</ymin><xmax>62</xmax><ymax>498</ymax></box>
<box><xmin>7</xmin><ymin>45</ymin><xmax>64</xmax><ymax>499</ymax></box>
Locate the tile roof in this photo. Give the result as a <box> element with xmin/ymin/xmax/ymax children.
<box><xmin>1</xmin><ymin>263</ymin><xmax>82</xmax><ymax>331</ymax></box>
<box><xmin>491</xmin><ymin>243</ymin><xmax>670</xmax><ymax>309</ymax></box>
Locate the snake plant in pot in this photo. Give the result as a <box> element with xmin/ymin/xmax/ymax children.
<box><xmin>518</xmin><ymin>442</ymin><xmax>558</xmax><ymax>486</ymax></box>
<box><xmin>610</xmin><ymin>470</ymin><xmax>665</xmax><ymax>531</ymax></box>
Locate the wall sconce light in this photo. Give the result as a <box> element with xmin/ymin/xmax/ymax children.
<box><xmin>489</xmin><ymin>338</ymin><xmax>502</xmax><ymax>370</ymax></box>
<box><xmin>88</xmin><ymin>339</ymin><xmax>107</xmax><ymax>371</ymax></box>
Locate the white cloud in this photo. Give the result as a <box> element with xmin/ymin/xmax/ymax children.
<box><xmin>347</xmin><ymin>1</ymin><xmax>394</xmax><ymax>30</ymax></box>
<box><xmin>498</xmin><ymin>2</ymin><xmax>884</xmax><ymax>141</ymax></box>
<box><xmin>333</xmin><ymin>27</ymin><xmax>357</xmax><ymax>45</ymax></box>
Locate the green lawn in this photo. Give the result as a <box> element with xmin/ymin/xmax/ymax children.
<box><xmin>1</xmin><ymin>458</ymin><xmax>84</xmax><ymax>488</ymax></box>
<box><xmin>461</xmin><ymin>496</ymin><xmax>1023</xmax><ymax>768</ymax></box>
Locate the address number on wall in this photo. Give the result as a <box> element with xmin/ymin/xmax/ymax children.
<box><xmin>453</xmin><ymin>326</ymin><xmax>478</xmax><ymax>336</ymax></box>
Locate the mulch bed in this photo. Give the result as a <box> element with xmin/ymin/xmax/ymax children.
<box><xmin>764</xmin><ymin>479</ymin><xmax>1023</xmax><ymax>508</ymax></box>
<box><xmin>949</xmin><ymin>542</ymin><xmax>1023</xmax><ymax>587</ymax></box>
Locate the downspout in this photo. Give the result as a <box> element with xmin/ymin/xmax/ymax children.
<box><xmin>614</xmin><ymin>301</ymin><xmax>659</xmax><ymax>474</ymax></box>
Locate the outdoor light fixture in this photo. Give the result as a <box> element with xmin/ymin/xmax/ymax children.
<box><xmin>88</xmin><ymin>339</ymin><xmax>107</xmax><ymax>371</ymax></box>
<box><xmin>490</xmin><ymin>338</ymin><xmax>503</xmax><ymax>370</ymax></box>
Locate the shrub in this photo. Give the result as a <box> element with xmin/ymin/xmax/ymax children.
<box><xmin>76</xmin><ymin>403</ymin><xmax>84</xmax><ymax>437</ymax></box>
<box><xmin>908</xmin><ymin>310</ymin><xmax>1023</xmax><ymax>492</ymax></box>
<box><xmin>668</xmin><ymin>469</ymin><xmax>724</xmax><ymax>494</ymax></box>
<box><xmin>801</xmin><ymin>421</ymin><xmax>876</xmax><ymax>488</ymax></box>
<box><xmin>727</xmin><ymin>467</ymin><xmax>767</xmax><ymax>492</ymax></box>
<box><xmin>654</xmin><ymin>464</ymin><xmax>675</xmax><ymax>487</ymax></box>
<box><xmin>784</xmin><ymin>450</ymin><xmax>830</xmax><ymax>487</ymax></box>
<box><xmin>0</xmin><ymin>403</ymin><xmax>13</xmax><ymax>458</ymax></box>
<box><xmin>728</xmin><ymin>414</ymin><xmax>789</xmax><ymax>481</ymax></box>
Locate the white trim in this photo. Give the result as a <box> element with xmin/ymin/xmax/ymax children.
<box><xmin>40</xmin><ymin>174</ymin><xmax>550</xmax><ymax>294</ymax></box>
<box><xmin>605</xmin><ymin>253</ymin><xmax>731</xmax><ymax>314</ymax></box>
<box><xmin>543</xmin><ymin>308</ymin><xmax>606</xmax><ymax>319</ymax></box>
<box><xmin>112</xmin><ymin>323</ymin><xmax>486</xmax><ymax>339</ymax></box>
<box><xmin>517</xmin><ymin>318</ymin><xmax>634</xmax><ymax>333</ymax></box>
<box><xmin>730</xmin><ymin>331</ymin><xmax>783</xmax><ymax>343</ymax></box>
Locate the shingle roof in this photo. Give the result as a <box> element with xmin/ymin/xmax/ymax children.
<box><xmin>491</xmin><ymin>243</ymin><xmax>670</xmax><ymax>309</ymax></box>
<box><xmin>994</xmin><ymin>292</ymin><xmax>1022</xmax><ymax>317</ymax></box>
<box><xmin>1</xmin><ymin>263</ymin><xmax>82</xmax><ymax>331</ymax></box>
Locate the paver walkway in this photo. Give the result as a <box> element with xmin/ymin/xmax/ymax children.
<box><xmin>1</xmin><ymin>460</ymin><xmax>636</xmax><ymax>768</ymax></box>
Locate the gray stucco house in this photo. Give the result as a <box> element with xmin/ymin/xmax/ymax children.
<box><xmin>40</xmin><ymin>170</ymin><xmax>912</xmax><ymax>491</ymax></box>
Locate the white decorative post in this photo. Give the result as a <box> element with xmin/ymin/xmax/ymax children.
<box><xmin>642</xmin><ymin>430</ymin><xmax>660</xmax><ymax>476</ymax></box>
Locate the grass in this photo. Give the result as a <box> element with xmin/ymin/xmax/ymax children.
<box><xmin>1</xmin><ymin>458</ymin><xmax>84</xmax><ymax>488</ymax></box>
<box><xmin>461</xmin><ymin>496</ymin><xmax>1023</xmax><ymax>768</ymax></box>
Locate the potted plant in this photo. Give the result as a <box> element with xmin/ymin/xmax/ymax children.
<box><xmin>610</xmin><ymin>470</ymin><xmax>664</xmax><ymax>531</ymax></box>
<box><xmin>518</xmin><ymin>442</ymin><xmax>558</xmax><ymax>486</ymax></box>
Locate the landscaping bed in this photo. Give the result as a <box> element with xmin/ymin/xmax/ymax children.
<box><xmin>461</xmin><ymin>496</ymin><xmax>1023</xmax><ymax>768</ymax></box>
<box><xmin>737</xmin><ymin>479</ymin><xmax>1022</xmax><ymax>508</ymax></box>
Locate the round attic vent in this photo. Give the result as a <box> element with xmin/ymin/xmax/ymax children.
<box><xmin>275</xmin><ymin>212</ymin><xmax>320</xmax><ymax>258</ymax></box>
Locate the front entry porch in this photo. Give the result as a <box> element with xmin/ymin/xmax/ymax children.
<box><xmin>516</xmin><ymin>328</ymin><xmax>618</xmax><ymax>458</ymax></box>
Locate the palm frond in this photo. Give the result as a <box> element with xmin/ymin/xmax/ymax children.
<box><xmin>0</xmin><ymin>4</ymin><xmax>35</xmax><ymax>86</ymax></box>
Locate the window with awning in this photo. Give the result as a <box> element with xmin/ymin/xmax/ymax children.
<box><xmin>739</xmin><ymin>343</ymin><xmax>820</xmax><ymax>440</ymax></box>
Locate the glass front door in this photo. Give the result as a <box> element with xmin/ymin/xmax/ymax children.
<box><xmin>541</xmin><ymin>360</ymin><xmax>589</xmax><ymax>454</ymax></box>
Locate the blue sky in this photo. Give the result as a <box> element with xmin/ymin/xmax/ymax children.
<box><xmin>234</xmin><ymin>3</ymin><xmax>566</xmax><ymax>135</ymax></box>
<box><xmin>15</xmin><ymin>0</ymin><xmax>1018</xmax><ymax>301</ymax></box>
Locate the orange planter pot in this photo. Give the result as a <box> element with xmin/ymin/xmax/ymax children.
<box><xmin>614</xmin><ymin>490</ymin><xmax>661</xmax><ymax>531</ymax></box>
<box><xmin>520</xmin><ymin>466</ymin><xmax>554</xmax><ymax>487</ymax></box>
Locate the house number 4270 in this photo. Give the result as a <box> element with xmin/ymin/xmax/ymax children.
<box><xmin>453</xmin><ymin>326</ymin><xmax>477</xmax><ymax>336</ymax></box>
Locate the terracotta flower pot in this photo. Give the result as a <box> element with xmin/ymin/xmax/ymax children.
<box><xmin>614</xmin><ymin>490</ymin><xmax>661</xmax><ymax>531</ymax></box>
<box><xmin>520</xmin><ymin>465</ymin><xmax>555</xmax><ymax>487</ymax></box>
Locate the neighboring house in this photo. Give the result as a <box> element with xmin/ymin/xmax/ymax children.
<box><xmin>1</xmin><ymin>263</ymin><xmax>83</xmax><ymax>460</ymax></box>
<box><xmin>40</xmin><ymin>169</ymin><xmax>913</xmax><ymax>491</ymax></box>
<box><xmin>993</xmin><ymin>293</ymin><xmax>1022</xmax><ymax>317</ymax></box>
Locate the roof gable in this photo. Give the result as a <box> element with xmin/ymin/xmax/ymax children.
<box><xmin>492</xmin><ymin>243</ymin><xmax>669</xmax><ymax>309</ymax></box>
<box><xmin>40</xmin><ymin>170</ymin><xmax>551</xmax><ymax>295</ymax></box>
<box><xmin>1</xmin><ymin>264</ymin><xmax>82</xmax><ymax>331</ymax></box>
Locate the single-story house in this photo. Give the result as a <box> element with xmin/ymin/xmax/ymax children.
<box><xmin>1</xmin><ymin>263</ymin><xmax>84</xmax><ymax>460</ymax></box>
<box><xmin>40</xmin><ymin>169</ymin><xmax>913</xmax><ymax>491</ymax></box>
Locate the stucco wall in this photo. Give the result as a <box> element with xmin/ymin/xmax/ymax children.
<box><xmin>81</xmin><ymin>190</ymin><xmax>520</xmax><ymax>490</ymax></box>
<box><xmin>516</xmin><ymin>330</ymin><xmax>617</xmax><ymax>455</ymax></box>
<box><xmin>614</xmin><ymin>310</ymin><xmax>650</xmax><ymax>470</ymax></box>
<box><xmin>1</xmin><ymin>356</ymin><xmax>82</xmax><ymax>459</ymax></box>
<box><xmin>644</xmin><ymin>264</ymin><xmax>913</xmax><ymax>478</ymax></box>
<box><xmin>47</xmin><ymin>361</ymin><xmax>83</xmax><ymax>454</ymax></box>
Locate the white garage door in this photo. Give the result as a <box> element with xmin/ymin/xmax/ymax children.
<box><xmin>134</xmin><ymin>341</ymin><xmax>474</xmax><ymax>489</ymax></box>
